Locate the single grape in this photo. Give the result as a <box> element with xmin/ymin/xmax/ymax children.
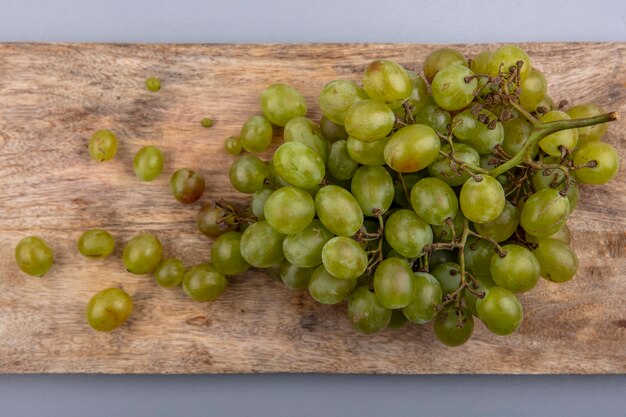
<box><xmin>463</xmin><ymin>236</ymin><xmax>496</xmax><ymax>285</ymax></box>
<box><xmin>566</xmin><ymin>103</ymin><xmax>609</xmax><ymax>144</ymax></box>
<box><xmin>384</xmin><ymin>209</ymin><xmax>433</xmax><ymax>258</ymax></box>
<box><xmin>328</xmin><ymin>140</ymin><xmax>359</xmax><ymax>180</ymax></box>
<box><xmin>393</xmin><ymin>172</ymin><xmax>425</xmax><ymax>207</ymax></box>
<box><xmin>88</xmin><ymin>129</ymin><xmax>118</xmax><ymax>162</ymax></box>
<box><xmin>519</xmin><ymin>68</ymin><xmax>547</xmax><ymax>111</ymax></box>
<box><xmin>239</xmin><ymin>221</ymin><xmax>285</xmax><ymax>268</ymax></box>
<box><xmin>474</xmin><ymin>200</ymin><xmax>519</xmax><ymax>242</ymax></box>
<box><xmin>424</xmin><ymin>48</ymin><xmax>468</xmax><ymax>82</ymax></box>
<box><xmin>520</xmin><ymin>188</ymin><xmax>569</xmax><ymax>238</ymax></box>
<box><xmin>470</xmin><ymin>50</ymin><xmax>492</xmax><ymax>74</ymax></box>
<box><xmin>502</xmin><ymin>118</ymin><xmax>535</xmax><ymax>157</ymax></box>
<box><xmin>434</xmin><ymin>308</ymin><xmax>474</xmax><ymax>347</ymax></box>
<box><xmin>490</xmin><ymin>244</ymin><xmax>540</xmax><ymax>293</ymax></box>
<box><xmin>405</xmin><ymin>71</ymin><xmax>430</xmax><ymax>115</ymax></box>
<box><xmin>284</xmin><ymin>117</ymin><xmax>329</xmax><ymax>161</ymax></box>
<box><xmin>264</xmin><ymin>187</ymin><xmax>315</xmax><ymax>235</ymax></box>
<box><xmin>572</xmin><ymin>141</ymin><xmax>619</xmax><ymax>185</ymax></box>
<box><xmin>249</xmin><ymin>187</ymin><xmax>272</xmax><ymax>221</ymax></box>
<box><xmin>476</xmin><ymin>286</ymin><xmax>523</xmax><ymax>336</ymax></box>
<box><xmin>320</xmin><ymin>115</ymin><xmax>349</xmax><ymax>142</ymax></box>
<box><xmin>283</xmin><ymin>220</ymin><xmax>334</xmax><ymax>268</ymax></box>
<box><xmin>347</xmin><ymin>286</ymin><xmax>392</xmax><ymax>334</ymax></box>
<box><xmin>133</xmin><ymin>145</ymin><xmax>164</xmax><ymax>181</ymax></box>
<box><xmin>362</xmin><ymin>59</ymin><xmax>412</xmax><ymax>104</ymax></box>
<box><xmin>196</xmin><ymin>203</ymin><xmax>237</xmax><ymax>238</ymax></box>
<box><xmin>530</xmin><ymin>161</ymin><xmax>579</xmax><ymax>212</ymax></box>
<box><xmin>122</xmin><ymin>233</ymin><xmax>163</xmax><ymax>275</ymax></box>
<box><xmin>77</xmin><ymin>229</ymin><xmax>115</xmax><ymax>258</ymax></box>
<box><xmin>15</xmin><ymin>236</ymin><xmax>54</xmax><ymax>277</ymax></box>
<box><xmin>240</xmin><ymin>115</ymin><xmax>273</xmax><ymax>153</ymax></box>
<box><xmin>211</xmin><ymin>231</ymin><xmax>250</xmax><ymax>276</ymax></box>
<box><xmin>183</xmin><ymin>263</ymin><xmax>228</xmax><ymax>302</ymax></box>
<box><xmin>428</xmin><ymin>143</ymin><xmax>480</xmax><ymax>187</ymax></box>
<box><xmin>351</xmin><ymin>166</ymin><xmax>394</xmax><ymax>216</ymax></box>
<box><xmin>432</xmin><ymin>210</ymin><xmax>465</xmax><ymax>242</ymax></box>
<box><xmin>224</xmin><ymin>136</ymin><xmax>242</xmax><ymax>156</ymax></box>
<box><xmin>452</xmin><ymin>108</ymin><xmax>504</xmax><ymax>154</ymax></box>
<box><xmin>272</xmin><ymin>142</ymin><xmax>325</xmax><ymax>189</ymax></box>
<box><xmin>145</xmin><ymin>77</ymin><xmax>161</xmax><ymax>91</ymax></box>
<box><xmin>153</xmin><ymin>258</ymin><xmax>185</xmax><ymax>288</ymax></box>
<box><xmin>279</xmin><ymin>261</ymin><xmax>317</xmax><ymax>290</ymax></box>
<box><xmin>539</xmin><ymin>111</ymin><xmax>579</xmax><ymax>156</ymax></box>
<box><xmin>171</xmin><ymin>168</ymin><xmax>205</xmax><ymax>203</ymax></box>
<box><xmin>526</xmin><ymin>223</ymin><xmax>571</xmax><ymax>245</ymax></box>
<box><xmin>402</xmin><ymin>272</ymin><xmax>442</xmax><ymax>324</ymax></box>
<box><xmin>413</xmin><ymin>105</ymin><xmax>451</xmax><ymax>135</ymax></box>
<box><xmin>229</xmin><ymin>155</ymin><xmax>269</xmax><ymax>193</ymax></box>
<box><xmin>431</xmin><ymin>65</ymin><xmax>478</xmax><ymax>111</ymax></box>
<box><xmin>86</xmin><ymin>288</ymin><xmax>133</xmax><ymax>332</ymax></box>
<box><xmin>410</xmin><ymin>177</ymin><xmax>459</xmax><ymax>225</ymax></box>
<box><xmin>463</xmin><ymin>280</ymin><xmax>490</xmax><ymax>317</ymax></box>
<box><xmin>384</xmin><ymin>124</ymin><xmax>440</xmax><ymax>173</ymax></box>
<box><xmin>532</xmin><ymin>238</ymin><xmax>578</xmax><ymax>283</ymax></box>
<box><xmin>319</xmin><ymin>80</ymin><xmax>369</xmax><ymax>125</ymax></box>
<box><xmin>431</xmin><ymin>262</ymin><xmax>461</xmax><ymax>295</ymax></box>
<box><xmin>201</xmin><ymin>117</ymin><xmax>214</xmax><ymax>128</ymax></box>
<box><xmin>315</xmin><ymin>185</ymin><xmax>363</xmax><ymax>236</ymax></box>
<box><xmin>260</xmin><ymin>83</ymin><xmax>307</xmax><ymax>126</ymax></box>
<box><xmin>487</xmin><ymin>45</ymin><xmax>532</xmax><ymax>79</ymax></box>
<box><xmin>373</xmin><ymin>258</ymin><xmax>415</xmax><ymax>309</ymax></box>
<box><xmin>308</xmin><ymin>265</ymin><xmax>357</xmax><ymax>305</ymax></box>
<box><xmin>388</xmin><ymin>309</ymin><xmax>409</xmax><ymax>329</ymax></box>
<box><xmin>344</xmin><ymin>99</ymin><xmax>395</xmax><ymax>142</ymax></box>
<box><xmin>346</xmin><ymin>136</ymin><xmax>389</xmax><ymax>166</ymax></box>
<box><xmin>322</xmin><ymin>236</ymin><xmax>368</xmax><ymax>280</ymax></box>
<box><xmin>459</xmin><ymin>175</ymin><xmax>505</xmax><ymax>224</ymax></box>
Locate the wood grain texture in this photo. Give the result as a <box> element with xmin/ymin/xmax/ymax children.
<box><xmin>0</xmin><ymin>43</ymin><xmax>624</xmax><ymax>374</ymax></box>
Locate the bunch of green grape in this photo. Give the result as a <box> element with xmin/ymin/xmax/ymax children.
<box><xmin>211</xmin><ymin>45</ymin><xmax>619</xmax><ymax>346</ymax></box>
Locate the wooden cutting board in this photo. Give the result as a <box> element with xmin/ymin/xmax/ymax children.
<box><xmin>0</xmin><ymin>43</ymin><xmax>624</xmax><ymax>374</ymax></box>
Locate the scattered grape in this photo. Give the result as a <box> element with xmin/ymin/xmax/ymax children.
<box><xmin>86</xmin><ymin>287</ymin><xmax>133</xmax><ymax>331</ymax></box>
<box><xmin>15</xmin><ymin>236</ymin><xmax>54</xmax><ymax>277</ymax></box>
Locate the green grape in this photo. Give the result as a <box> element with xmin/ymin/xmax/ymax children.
<box><xmin>196</xmin><ymin>203</ymin><xmax>237</xmax><ymax>238</ymax></box>
<box><xmin>211</xmin><ymin>231</ymin><xmax>250</xmax><ymax>276</ymax></box>
<box><xmin>153</xmin><ymin>258</ymin><xmax>185</xmax><ymax>288</ymax></box>
<box><xmin>566</xmin><ymin>103</ymin><xmax>609</xmax><ymax>144</ymax></box>
<box><xmin>315</xmin><ymin>185</ymin><xmax>363</xmax><ymax>236</ymax></box>
<box><xmin>487</xmin><ymin>45</ymin><xmax>532</xmax><ymax>79</ymax></box>
<box><xmin>502</xmin><ymin>118</ymin><xmax>535</xmax><ymax>157</ymax></box>
<box><xmin>201</xmin><ymin>117</ymin><xmax>214</xmax><ymax>128</ymax></box>
<box><xmin>328</xmin><ymin>140</ymin><xmax>359</xmax><ymax>180</ymax></box>
<box><xmin>77</xmin><ymin>229</ymin><xmax>115</xmax><ymax>258</ymax></box>
<box><xmin>405</xmin><ymin>71</ymin><xmax>429</xmax><ymax>115</ymax></box>
<box><xmin>229</xmin><ymin>155</ymin><xmax>269</xmax><ymax>193</ymax></box>
<box><xmin>240</xmin><ymin>221</ymin><xmax>285</xmax><ymax>268</ymax></box>
<box><xmin>532</xmin><ymin>238</ymin><xmax>578</xmax><ymax>283</ymax></box>
<box><xmin>321</xmin><ymin>236</ymin><xmax>368</xmax><ymax>280</ymax></box>
<box><xmin>133</xmin><ymin>145</ymin><xmax>164</xmax><ymax>181</ymax></box>
<box><xmin>402</xmin><ymin>272</ymin><xmax>442</xmax><ymax>324</ymax></box>
<box><xmin>224</xmin><ymin>136</ymin><xmax>242</xmax><ymax>156</ymax></box>
<box><xmin>474</xmin><ymin>201</ymin><xmax>519</xmax><ymax>242</ymax></box>
<box><xmin>385</xmin><ymin>249</ymin><xmax>410</xmax><ymax>263</ymax></box>
<box><xmin>384</xmin><ymin>209</ymin><xmax>433</xmax><ymax>258</ymax></box>
<box><xmin>410</xmin><ymin>178</ymin><xmax>459</xmax><ymax>225</ymax></box>
<box><xmin>320</xmin><ymin>115</ymin><xmax>349</xmax><ymax>142</ymax></box>
<box><xmin>434</xmin><ymin>308</ymin><xmax>474</xmax><ymax>347</ymax></box>
<box><xmin>452</xmin><ymin>109</ymin><xmax>504</xmax><ymax>154</ymax></box>
<box><xmin>171</xmin><ymin>168</ymin><xmax>205</xmax><ymax>203</ymax></box>
<box><xmin>145</xmin><ymin>77</ymin><xmax>161</xmax><ymax>91</ymax></box>
<box><xmin>428</xmin><ymin>143</ymin><xmax>480</xmax><ymax>187</ymax></box>
<box><xmin>86</xmin><ymin>288</ymin><xmax>133</xmax><ymax>332</ymax></box>
<box><xmin>344</xmin><ymin>99</ymin><xmax>395</xmax><ymax>142</ymax></box>
<box><xmin>347</xmin><ymin>286</ymin><xmax>392</xmax><ymax>334</ymax></box>
<box><xmin>432</xmin><ymin>210</ymin><xmax>465</xmax><ymax>242</ymax></box>
<box><xmin>413</xmin><ymin>105</ymin><xmax>452</xmax><ymax>135</ymax></box>
<box><xmin>346</xmin><ymin>136</ymin><xmax>389</xmax><ymax>166</ymax></box>
<box><xmin>519</xmin><ymin>68</ymin><xmax>547</xmax><ymax>111</ymax></box>
<box><xmin>388</xmin><ymin>309</ymin><xmax>409</xmax><ymax>329</ymax></box>
<box><xmin>362</xmin><ymin>60</ymin><xmax>412</xmax><ymax>104</ymax></box>
<box><xmin>279</xmin><ymin>261</ymin><xmax>317</xmax><ymax>290</ymax></box>
<box><xmin>260</xmin><ymin>83</ymin><xmax>307</xmax><ymax>127</ymax></box>
<box><xmin>539</xmin><ymin>111</ymin><xmax>579</xmax><ymax>156</ymax></box>
<box><xmin>250</xmin><ymin>187</ymin><xmax>273</xmax><ymax>220</ymax></box>
<box><xmin>373</xmin><ymin>258</ymin><xmax>415</xmax><ymax>309</ymax></box>
<box><xmin>183</xmin><ymin>263</ymin><xmax>228</xmax><ymax>302</ymax></box>
<box><xmin>470</xmin><ymin>50</ymin><xmax>492</xmax><ymax>74</ymax></box>
<box><xmin>459</xmin><ymin>175</ymin><xmax>505</xmax><ymax>224</ymax></box>
<box><xmin>318</xmin><ymin>80</ymin><xmax>369</xmax><ymax>125</ymax></box>
<box><xmin>431</xmin><ymin>262</ymin><xmax>461</xmax><ymax>295</ymax></box>
<box><xmin>530</xmin><ymin>161</ymin><xmax>579</xmax><ymax>212</ymax></box>
<box><xmin>431</xmin><ymin>65</ymin><xmax>478</xmax><ymax>111</ymax></box>
<box><xmin>273</xmin><ymin>142</ymin><xmax>325</xmax><ymax>189</ymax></box>
<box><xmin>88</xmin><ymin>129</ymin><xmax>118</xmax><ymax>162</ymax></box>
<box><xmin>476</xmin><ymin>286</ymin><xmax>523</xmax><ymax>336</ymax></box>
<box><xmin>526</xmin><ymin>224</ymin><xmax>571</xmax><ymax>245</ymax></box>
<box><xmin>463</xmin><ymin>236</ymin><xmax>496</xmax><ymax>285</ymax></box>
<box><xmin>520</xmin><ymin>188</ymin><xmax>569</xmax><ymax>238</ymax></box>
<box><xmin>283</xmin><ymin>220</ymin><xmax>334</xmax><ymax>268</ymax></box>
<box><xmin>122</xmin><ymin>233</ymin><xmax>162</xmax><ymax>274</ymax></box>
<box><xmin>351</xmin><ymin>166</ymin><xmax>394</xmax><ymax>216</ymax></box>
<box><xmin>308</xmin><ymin>265</ymin><xmax>357</xmax><ymax>304</ymax></box>
<box><xmin>424</xmin><ymin>48</ymin><xmax>468</xmax><ymax>82</ymax></box>
<box><xmin>490</xmin><ymin>244</ymin><xmax>540</xmax><ymax>293</ymax></box>
<box><xmin>267</xmin><ymin>158</ymin><xmax>291</xmax><ymax>188</ymax></box>
<box><xmin>15</xmin><ymin>236</ymin><xmax>54</xmax><ymax>277</ymax></box>
<box><xmin>240</xmin><ymin>115</ymin><xmax>273</xmax><ymax>153</ymax></box>
<box><xmin>263</xmin><ymin>187</ymin><xmax>315</xmax><ymax>235</ymax></box>
<box><xmin>284</xmin><ymin>117</ymin><xmax>329</xmax><ymax>162</ymax></box>
<box><xmin>384</xmin><ymin>124</ymin><xmax>440</xmax><ymax>173</ymax></box>
<box><xmin>573</xmin><ymin>141</ymin><xmax>619</xmax><ymax>185</ymax></box>
<box><xmin>463</xmin><ymin>280</ymin><xmax>490</xmax><ymax>317</ymax></box>
<box><xmin>393</xmin><ymin>173</ymin><xmax>425</xmax><ymax>207</ymax></box>
<box><xmin>429</xmin><ymin>249</ymin><xmax>458</xmax><ymax>270</ymax></box>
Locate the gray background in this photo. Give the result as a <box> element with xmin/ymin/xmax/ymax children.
<box><xmin>1</xmin><ymin>0</ymin><xmax>625</xmax><ymax>416</ymax></box>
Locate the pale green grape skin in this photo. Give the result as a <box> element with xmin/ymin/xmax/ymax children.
<box><xmin>502</xmin><ymin>118</ymin><xmax>535</xmax><ymax>157</ymax></box>
<box><xmin>452</xmin><ymin>109</ymin><xmax>504</xmax><ymax>154</ymax></box>
<box><xmin>373</xmin><ymin>258</ymin><xmax>415</xmax><ymax>309</ymax></box>
<box><xmin>279</xmin><ymin>261</ymin><xmax>317</xmax><ymax>290</ymax></box>
<box><xmin>328</xmin><ymin>140</ymin><xmax>359</xmax><ymax>180</ymax></box>
<box><xmin>318</xmin><ymin>80</ymin><xmax>369</xmax><ymax>125</ymax></box>
<box><xmin>459</xmin><ymin>175</ymin><xmax>506</xmax><ymax>224</ymax></box>
<box><xmin>490</xmin><ymin>244</ymin><xmax>540</xmax><ymax>293</ymax></box>
<box><xmin>463</xmin><ymin>236</ymin><xmax>496</xmax><ymax>285</ymax></box>
<box><xmin>15</xmin><ymin>236</ymin><xmax>54</xmax><ymax>277</ymax></box>
<box><xmin>432</xmin><ymin>210</ymin><xmax>465</xmax><ymax>242</ymax></box>
<box><xmin>283</xmin><ymin>220</ymin><xmax>334</xmax><ymax>268</ymax></box>
<box><xmin>133</xmin><ymin>146</ymin><xmax>164</xmax><ymax>181</ymax></box>
<box><xmin>320</xmin><ymin>115</ymin><xmax>349</xmax><ymax>142</ymax></box>
<box><xmin>224</xmin><ymin>136</ymin><xmax>242</xmax><ymax>156</ymax></box>
<box><xmin>530</xmin><ymin>163</ymin><xmax>580</xmax><ymax>212</ymax></box>
<box><xmin>474</xmin><ymin>201</ymin><xmax>519</xmax><ymax>242</ymax></box>
<box><xmin>346</xmin><ymin>136</ymin><xmax>389</xmax><ymax>166</ymax></box>
<box><xmin>428</xmin><ymin>143</ymin><xmax>480</xmax><ymax>187</ymax></box>
<box><xmin>239</xmin><ymin>221</ymin><xmax>285</xmax><ymax>268</ymax></box>
<box><xmin>344</xmin><ymin>99</ymin><xmax>395</xmax><ymax>142</ymax></box>
<box><xmin>424</xmin><ymin>48</ymin><xmax>468</xmax><ymax>82</ymax></box>
<box><xmin>487</xmin><ymin>45</ymin><xmax>532</xmax><ymax>79</ymax></box>
<box><xmin>153</xmin><ymin>258</ymin><xmax>185</xmax><ymax>288</ymax></box>
<box><xmin>434</xmin><ymin>308</ymin><xmax>474</xmax><ymax>347</ymax></box>
<box><xmin>384</xmin><ymin>124</ymin><xmax>440</xmax><ymax>173</ymax></box>
<box><xmin>211</xmin><ymin>231</ymin><xmax>250</xmax><ymax>276</ymax></box>
<box><xmin>476</xmin><ymin>286</ymin><xmax>523</xmax><ymax>336</ymax></box>
<box><xmin>272</xmin><ymin>142</ymin><xmax>325</xmax><ymax>189</ymax></box>
<box><xmin>240</xmin><ymin>115</ymin><xmax>273</xmax><ymax>153</ymax></box>
<box><xmin>347</xmin><ymin>286</ymin><xmax>392</xmax><ymax>334</ymax></box>
<box><xmin>350</xmin><ymin>166</ymin><xmax>394</xmax><ymax>216</ymax></box>
<box><xmin>86</xmin><ymin>288</ymin><xmax>133</xmax><ymax>332</ymax></box>
<box><xmin>572</xmin><ymin>141</ymin><xmax>619</xmax><ymax>185</ymax></box>
<box><xmin>251</xmin><ymin>187</ymin><xmax>273</xmax><ymax>220</ymax></box>
<box><xmin>526</xmin><ymin>224</ymin><xmax>571</xmax><ymax>245</ymax></box>
<box><xmin>470</xmin><ymin>51</ymin><xmax>492</xmax><ymax>74</ymax></box>
<box><xmin>260</xmin><ymin>83</ymin><xmax>307</xmax><ymax>127</ymax></box>
<box><xmin>321</xmin><ymin>236</ymin><xmax>368</xmax><ymax>280</ymax></box>
<box><xmin>413</xmin><ymin>105</ymin><xmax>451</xmax><ymax>135</ymax></box>
<box><xmin>362</xmin><ymin>60</ymin><xmax>412</xmax><ymax>104</ymax></box>
<box><xmin>402</xmin><ymin>272</ymin><xmax>442</xmax><ymax>324</ymax></box>
<box><xmin>405</xmin><ymin>71</ymin><xmax>430</xmax><ymax>115</ymax></box>
<box><xmin>122</xmin><ymin>233</ymin><xmax>163</xmax><ymax>275</ymax></box>
<box><xmin>263</xmin><ymin>187</ymin><xmax>315</xmax><ymax>235</ymax></box>
<box><xmin>77</xmin><ymin>229</ymin><xmax>115</xmax><ymax>258</ymax></box>
<box><xmin>308</xmin><ymin>265</ymin><xmax>357</xmax><ymax>305</ymax></box>
<box><xmin>284</xmin><ymin>117</ymin><xmax>329</xmax><ymax>162</ymax></box>
<box><xmin>519</xmin><ymin>68</ymin><xmax>547</xmax><ymax>111</ymax></box>
<box><xmin>183</xmin><ymin>263</ymin><xmax>228</xmax><ymax>302</ymax></box>
<box><xmin>431</xmin><ymin>262</ymin><xmax>462</xmax><ymax>295</ymax></box>
<box><xmin>431</xmin><ymin>65</ymin><xmax>478</xmax><ymax>112</ymax></box>
<box><xmin>539</xmin><ymin>111</ymin><xmax>578</xmax><ymax>156</ymax></box>
<box><xmin>315</xmin><ymin>185</ymin><xmax>363</xmax><ymax>237</ymax></box>
<box><xmin>410</xmin><ymin>177</ymin><xmax>459</xmax><ymax>225</ymax></box>
<box><xmin>88</xmin><ymin>129</ymin><xmax>118</xmax><ymax>162</ymax></box>
<box><xmin>384</xmin><ymin>209</ymin><xmax>433</xmax><ymax>258</ymax></box>
<box><xmin>229</xmin><ymin>155</ymin><xmax>269</xmax><ymax>194</ymax></box>
<box><xmin>520</xmin><ymin>188</ymin><xmax>570</xmax><ymax>238</ymax></box>
<box><xmin>566</xmin><ymin>103</ymin><xmax>609</xmax><ymax>144</ymax></box>
<box><xmin>532</xmin><ymin>238</ymin><xmax>578</xmax><ymax>283</ymax></box>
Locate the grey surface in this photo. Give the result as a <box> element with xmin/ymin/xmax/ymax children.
<box><xmin>1</xmin><ymin>1</ymin><xmax>626</xmax><ymax>416</ymax></box>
